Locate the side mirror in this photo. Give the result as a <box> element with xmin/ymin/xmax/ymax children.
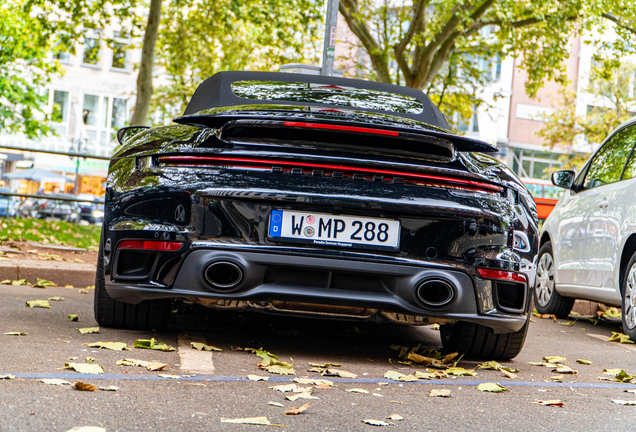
<box><xmin>117</xmin><ymin>126</ymin><xmax>149</xmax><ymax>145</ymax></box>
<box><xmin>551</xmin><ymin>170</ymin><xmax>576</xmax><ymax>189</ymax></box>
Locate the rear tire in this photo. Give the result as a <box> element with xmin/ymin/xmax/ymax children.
<box><xmin>94</xmin><ymin>230</ymin><xmax>171</xmax><ymax>330</ymax></box>
<box><xmin>440</xmin><ymin>317</ymin><xmax>530</xmax><ymax>360</ymax></box>
<box><xmin>534</xmin><ymin>241</ymin><xmax>574</xmax><ymax>318</ymax></box>
<box><xmin>621</xmin><ymin>252</ymin><xmax>636</xmax><ymax>341</ymax></box>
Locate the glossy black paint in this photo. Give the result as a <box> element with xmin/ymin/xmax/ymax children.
<box><xmin>101</xmin><ymin>75</ymin><xmax>539</xmax><ymax>333</ymax></box>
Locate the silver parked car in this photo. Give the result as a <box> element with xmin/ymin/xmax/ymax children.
<box><xmin>538</xmin><ymin>118</ymin><xmax>636</xmax><ymax>339</ymax></box>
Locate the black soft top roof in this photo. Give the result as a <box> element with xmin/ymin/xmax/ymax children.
<box><xmin>183</xmin><ymin>71</ymin><xmax>450</xmax><ymax>129</ymax></box>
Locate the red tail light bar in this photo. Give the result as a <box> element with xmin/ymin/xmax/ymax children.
<box><xmin>477</xmin><ymin>268</ymin><xmax>527</xmax><ymax>283</ymax></box>
<box><xmin>157</xmin><ymin>156</ymin><xmax>503</xmax><ymax>193</ymax></box>
<box><xmin>283</xmin><ymin>121</ymin><xmax>399</xmax><ymax>136</ymax></box>
<box><xmin>118</xmin><ymin>240</ymin><xmax>183</xmax><ymax>251</ymax></box>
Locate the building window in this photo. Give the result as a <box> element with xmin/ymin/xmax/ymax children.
<box><xmin>111</xmin><ymin>42</ymin><xmax>127</xmax><ymax>69</ymax></box>
<box><xmin>102</xmin><ymin>97</ymin><xmax>110</xmax><ymax>128</ymax></box>
<box><xmin>82</xmin><ymin>37</ymin><xmax>100</xmax><ymax>66</ymax></box>
<box><xmin>82</xmin><ymin>94</ymin><xmax>99</xmax><ymax>126</ymax></box>
<box><xmin>511</xmin><ymin>148</ymin><xmax>563</xmax><ymax>180</ymax></box>
<box><xmin>54</xmin><ymin>51</ymin><xmax>70</xmax><ymax>63</ymax></box>
<box><xmin>111</xmin><ymin>98</ymin><xmax>127</xmax><ymax>129</ymax></box>
<box><xmin>52</xmin><ymin>90</ymin><xmax>69</xmax><ymax>123</ymax></box>
<box><xmin>455</xmin><ymin>108</ymin><xmax>479</xmax><ymax>133</ymax></box>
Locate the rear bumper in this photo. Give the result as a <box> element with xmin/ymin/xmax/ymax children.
<box><xmin>105</xmin><ymin>248</ymin><xmax>529</xmax><ymax>334</ymax></box>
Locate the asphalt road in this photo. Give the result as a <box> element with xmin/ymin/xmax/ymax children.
<box><xmin>1</xmin><ymin>283</ymin><xmax>636</xmax><ymax>431</ymax></box>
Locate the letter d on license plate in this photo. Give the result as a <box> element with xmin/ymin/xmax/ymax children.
<box><xmin>268</xmin><ymin>210</ymin><xmax>400</xmax><ymax>251</ymax></box>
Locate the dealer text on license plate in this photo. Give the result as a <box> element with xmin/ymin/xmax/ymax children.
<box><xmin>268</xmin><ymin>210</ymin><xmax>400</xmax><ymax>250</ymax></box>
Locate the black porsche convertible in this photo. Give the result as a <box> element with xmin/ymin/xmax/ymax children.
<box><xmin>95</xmin><ymin>71</ymin><xmax>538</xmax><ymax>359</ymax></box>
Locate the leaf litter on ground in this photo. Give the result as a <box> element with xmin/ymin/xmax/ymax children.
<box><xmin>346</xmin><ymin>388</ymin><xmax>369</xmax><ymax>394</ymax></box>
<box><xmin>116</xmin><ymin>358</ymin><xmax>167</xmax><ymax>371</ymax></box>
<box><xmin>477</xmin><ymin>382</ymin><xmax>508</xmax><ymax>392</ymax></box>
<box><xmin>384</xmin><ymin>370</ymin><xmax>418</xmax><ymax>382</ymax></box>
<box><xmin>78</xmin><ymin>327</ymin><xmax>99</xmax><ymax>334</ymax></box>
<box><xmin>390</xmin><ymin>344</ymin><xmax>459</xmax><ymax>368</ymax></box>
<box><xmin>293</xmin><ymin>378</ymin><xmax>334</xmax><ymax>386</ymax></box>
<box><xmin>41</xmin><ymin>379</ymin><xmax>70</xmax><ymax>385</ymax></box>
<box><xmin>68</xmin><ymin>314</ymin><xmax>79</xmax><ymax>321</ymax></box>
<box><xmin>430</xmin><ymin>389</ymin><xmax>451</xmax><ymax>397</ymax></box>
<box><xmin>26</xmin><ymin>300</ymin><xmax>50</xmax><ymax>308</ymax></box>
<box><xmin>4</xmin><ymin>332</ymin><xmax>26</xmax><ymax>336</ymax></box>
<box><xmin>247</xmin><ymin>348</ymin><xmax>295</xmax><ymax>375</ymax></box>
<box><xmin>134</xmin><ymin>338</ymin><xmax>175</xmax><ymax>351</ymax></box>
<box><xmin>534</xmin><ymin>400</ymin><xmax>565</xmax><ymax>407</ymax></box>
<box><xmin>387</xmin><ymin>414</ymin><xmax>404</xmax><ymax>421</ymax></box>
<box><xmin>284</xmin><ymin>402</ymin><xmax>312</xmax><ymax>415</ymax></box>
<box><xmin>609</xmin><ymin>332</ymin><xmax>634</xmax><ymax>344</ymax></box>
<box><xmin>64</xmin><ymin>363</ymin><xmax>104</xmax><ymax>374</ymax></box>
<box><xmin>362</xmin><ymin>419</ymin><xmax>392</xmax><ymax>426</ymax></box>
<box><xmin>247</xmin><ymin>375</ymin><xmax>269</xmax><ymax>381</ymax></box>
<box><xmin>576</xmin><ymin>359</ymin><xmax>592</xmax><ymax>365</ymax></box>
<box><xmin>72</xmin><ymin>382</ymin><xmax>98</xmax><ymax>391</ymax></box>
<box><xmin>34</xmin><ymin>278</ymin><xmax>56</xmax><ymax>288</ymax></box>
<box><xmin>85</xmin><ymin>341</ymin><xmax>128</xmax><ymax>351</ymax></box>
<box><xmin>611</xmin><ymin>400</ymin><xmax>636</xmax><ymax>406</ymax></box>
<box><xmin>190</xmin><ymin>342</ymin><xmax>222</xmax><ymax>351</ymax></box>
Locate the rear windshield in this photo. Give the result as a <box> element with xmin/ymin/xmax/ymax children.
<box><xmin>232</xmin><ymin>81</ymin><xmax>424</xmax><ymax>115</ymax></box>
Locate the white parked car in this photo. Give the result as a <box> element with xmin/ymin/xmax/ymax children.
<box><xmin>538</xmin><ymin>119</ymin><xmax>636</xmax><ymax>339</ymax></box>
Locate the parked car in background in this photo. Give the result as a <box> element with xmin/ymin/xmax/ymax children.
<box><xmin>34</xmin><ymin>193</ymin><xmax>80</xmax><ymax>222</ymax></box>
<box><xmin>538</xmin><ymin>118</ymin><xmax>636</xmax><ymax>340</ymax></box>
<box><xmin>95</xmin><ymin>71</ymin><xmax>539</xmax><ymax>359</ymax></box>
<box><xmin>0</xmin><ymin>188</ymin><xmax>14</xmax><ymax>217</ymax></box>
<box><xmin>77</xmin><ymin>194</ymin><xmax>104</xmax><ymax>224</ymax></box>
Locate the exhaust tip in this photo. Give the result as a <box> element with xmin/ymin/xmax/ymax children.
<box><xmin>416</xmin><ymin>279</ymin><xmax>454</xmax><ymax>307</ymax></box>
<box><xmin>204</xmin><ymin>261</ymin><xmax>244</xmax><ymax>289</ymax></box>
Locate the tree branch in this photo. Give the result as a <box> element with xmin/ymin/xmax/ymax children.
<box><xmin>413</xmin><ymin>0</ymin><xmax>494</xmax><ymax>88</ymax></box>
<box><xmin>601</xmin><ymin>13</ymin><xmax>636</xmax><ymax>35</ymax></box>
<box><xmin>339</xmin><ymin>0</ymin><xmax>392</xmax><ymax>83</ymax></box>
<box><xmin>394</xmin><ymin>0</ymin><xmax>426</xmax><ymax>84</ymax></box>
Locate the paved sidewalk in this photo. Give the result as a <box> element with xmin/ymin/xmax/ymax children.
<box><xmin>0</xmin><ymin>259</ymin><xmax>96</xmax><ymax>288</ymax></box>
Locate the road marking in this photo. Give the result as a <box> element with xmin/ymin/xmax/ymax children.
<box><xmin>177</xmin><ymin>334</ymin><xmax>216</xmax><ymax>375</ymax></box>
<box><xmin>6</xmin><ymin>372</ymin><xmax>636</xmax><ymax>389</ymax></box>
<box><xmin>587</xmin><ymin>333</ymin><xmax>636</xmax><ymax>351</ymax></box>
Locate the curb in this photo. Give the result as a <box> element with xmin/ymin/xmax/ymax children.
<box><xmin>0</xmin><ymin>260</ymin><xmax>96</xmax><ymax>288</ymax></box>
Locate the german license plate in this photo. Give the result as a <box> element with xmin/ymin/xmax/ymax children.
<box><xmin>268</xmin><ymin>210</ymin><xmax>400</xmax><ymax>251</ymax></box>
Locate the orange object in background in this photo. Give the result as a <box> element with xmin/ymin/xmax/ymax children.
<box><xmin>534</xmin><ymin>197</ymin><xmax>558</xmax><ymax>220</ymax></box>
<box><xmin>522</xmin><ymin>178</ymin><xmax>563</xmax><ymax>221</ymax></box>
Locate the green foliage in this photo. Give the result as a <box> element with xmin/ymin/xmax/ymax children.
<box><xmin>1</xmin><ymin>0</ymin><xmax>142</xmax><ymax>138</ymax></box>
<box><xmin>0</xmin><ymin>2</ymin><xmax>59</xmax><ymax>138</ymax></box>
<box><xmin>151</xmin><ymin>0</ymin><xmax>323</xmax><ymax>123</ymax></box>
<box><xmin>339</xmin><ymin>0</ymin><xmax>636</xmax><ymax>131</ymax></box>
<box><xmin>537</xmin><ymin>63</ymin><xmax>636</xmax><ymax>171</ymax></box>
<box><xmin>0</xmin><ymin>218</ymin><xmax>101</xmax><ymax>249</ymax></box>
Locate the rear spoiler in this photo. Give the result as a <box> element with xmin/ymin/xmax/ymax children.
<box><xmin>177</xmin><ymin>114</ymin><xmax>498</xmax><ymax>155</ymax></box>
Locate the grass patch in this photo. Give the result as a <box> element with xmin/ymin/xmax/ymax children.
<box><xmin>0</xmin><ymin>218</ymin><xmax>101</xmax><ymax>249</ymax></box>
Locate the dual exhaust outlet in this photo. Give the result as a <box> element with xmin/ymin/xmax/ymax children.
<box><xmin>203</xmin><ymin>260</ymin><xmax>455</xmax><ymax>308</ymax></box>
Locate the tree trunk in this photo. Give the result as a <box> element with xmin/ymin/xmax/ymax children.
<box><xmin>130</xmin><ymin>0</ymin><xmax>162</xmax><ymax>126</ymax></box>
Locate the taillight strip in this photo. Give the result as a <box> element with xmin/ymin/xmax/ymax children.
<box><xmin>118</xmin><ymin>240</ymin><xmax>183</xmax><ymax>251</ymax></box>
<box><xmin>157</xmin><ymin>156</ymin><xmax>503</xmax><ymax>193</ymax></box>
<box><xmin>477</xmin><ymin>268</ymin><xmax>527</xmax><ymax>283</ymax></box>
<box><xmin>282</xmin><ymin>121</ymin><xmax>400</xmax><ymax>136</ymax></box>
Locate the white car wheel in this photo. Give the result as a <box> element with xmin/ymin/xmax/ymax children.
<box><xmin>533</xmin><ymin>241</ymin><xmax>574</xmax><ymax>318</ymax></box>
<box><xmin>624</xmin><ymin>262</ymin><xmax>636</xmax><ymax>330</ymax></box>
<box><xmin>536</xmin><ymin>251</ymin><xmax>554</xmax><ymax>307</ymax></box>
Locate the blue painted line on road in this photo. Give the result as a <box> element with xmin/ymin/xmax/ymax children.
<box><xmin>5</xmin><ymin>372</ymin><xmax>636</xmax><ymax>390</ymax></box>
